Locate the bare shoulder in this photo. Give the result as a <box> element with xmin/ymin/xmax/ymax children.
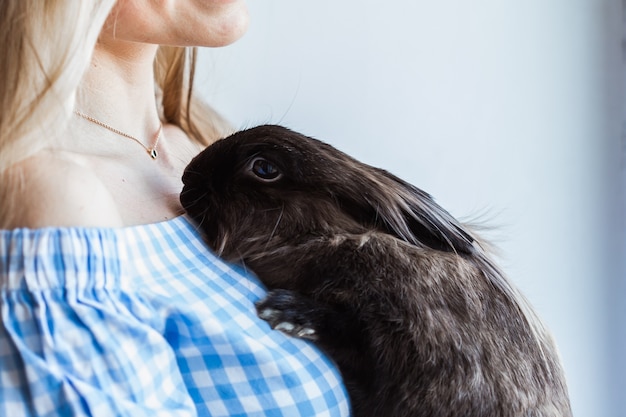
<box><xmin>1</xmin><ymin>153</ymin><xmax>123</xmax><ymax>229</ymax></box>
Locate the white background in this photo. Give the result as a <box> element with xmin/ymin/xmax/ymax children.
<box><xmin>197</xmin><ymin>1</ymin><xmax>625</xmax><ymax>416</ymax></box>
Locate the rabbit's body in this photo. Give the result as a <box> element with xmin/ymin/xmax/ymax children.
<box><xmin>180</xmin><ymin>125</ymin><xmax>572</xmax><ymax>417</ymax></box>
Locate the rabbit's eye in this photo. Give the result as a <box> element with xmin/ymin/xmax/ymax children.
<box><xmin>250</xmin><ymin>157</ymin><xmax>282</xmax><ymax>181</ymax></box>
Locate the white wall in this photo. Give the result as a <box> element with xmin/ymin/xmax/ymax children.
<box><xmin>197</xmin><ymin>1</ymin><xmax>624</xmax><ymax>416</ymax></box>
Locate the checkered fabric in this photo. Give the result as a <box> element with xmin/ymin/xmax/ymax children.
<box><xmin>0</xmin><ymin>216</ymin><xmax>350</xmax><ymax>417</ymax></box>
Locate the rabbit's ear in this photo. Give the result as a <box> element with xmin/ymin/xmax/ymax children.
<box><xmin>338</xmin><ymin>167</ymin><xmax>475</xmax><ymax>255</ymax></box>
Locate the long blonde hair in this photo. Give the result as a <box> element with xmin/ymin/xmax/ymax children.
<box><xmin>0</xmin><ymin>0</ymin><xmax>231</xmax><ymax>226</ymax></box>
<box><xmin>0</xmin><ymin>1</ymin><xmax>113</xmax><ymax>170</ymax></box>
<box><xmin>155</xmin><ymin>46</ymin><xmax>233</xmax><ymax>147</ymax></box>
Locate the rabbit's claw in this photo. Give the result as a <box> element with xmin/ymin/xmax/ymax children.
<box><xmin>255</xmin><ymin>289</ymin><xmax>320</xmax><ymax>341</ymax></box>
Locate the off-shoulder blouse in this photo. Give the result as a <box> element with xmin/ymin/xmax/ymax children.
<box><xmin>0</xmin><ymin>216</ymin><xmax>349</xmax><ymax>417</ymax></box>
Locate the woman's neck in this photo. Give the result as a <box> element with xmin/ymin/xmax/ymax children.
<box><xmin>76</xmin><ymin>40</ymin><xmax>161</xmax><ymax>139</ymax></box>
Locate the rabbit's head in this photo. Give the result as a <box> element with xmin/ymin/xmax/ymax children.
<box><xmin>181</xmin><ymin>125</ymin><xmax>475</xmax><ymax>262</ymax></box>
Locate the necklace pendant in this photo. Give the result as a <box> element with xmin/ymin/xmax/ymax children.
<box><xmin>74</xmin><ymin>111</ymin><xmax>162</xmax><ymax>160</ymax></box>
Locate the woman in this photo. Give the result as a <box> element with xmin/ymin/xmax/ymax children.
<box><xmin>0</xmin><ymin>1</ymin><xmax>350</xmax><ymax>416</ymax></box>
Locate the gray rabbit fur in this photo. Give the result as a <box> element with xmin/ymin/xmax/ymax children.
<box><xmin>180</xmin><ymin>124</ymin><xmax>572</xmax><ymax>417</ymax></box>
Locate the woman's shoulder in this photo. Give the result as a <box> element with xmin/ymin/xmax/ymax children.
<box><xmin>1</xmin><ymin>152</ymin><xmax>124</xmax><ymax>229</ymax></box>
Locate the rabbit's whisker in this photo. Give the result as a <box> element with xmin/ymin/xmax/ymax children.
<box><xmin>180</xmin><ymin>189</ymin><xmax>209</xmax><ymax>210</ymax></box>
<box><xmin>216</xmin><ymin>236</ymin><xmax>227</xmax><ymax>257</ymax></box>
<box><xmin>197</xmin><ymin>210</ymin><xmax>209</xmax><ymax>230</ymax></box>
<box><xmin>264</xmin><ymin>205</ymin><xmax>284</xmax><ymax>251</ymax></box>
<box><xmin>186</xmin><ymin>209</ymin><xmax>208</xmax><ymax>236</ymax></box>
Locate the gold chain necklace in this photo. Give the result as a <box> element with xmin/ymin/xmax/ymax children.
<box><xmin>74</xmin><ymin>110</ymin><xmax>162</xmax><ymax>159</ymax></box>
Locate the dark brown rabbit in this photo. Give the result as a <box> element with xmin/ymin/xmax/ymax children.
<box><xmin>180</xmin><ymin>125</ymin><xmax>572</xmax><ymax>417</ymax></box>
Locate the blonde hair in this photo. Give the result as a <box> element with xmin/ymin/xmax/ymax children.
<box><xmin>155</xmin><ymin>46</ymin><xmax>233</xmax><ymax>146</ymax></box>
<box><xmin>0</xmin><ymin>1</ymin><xmax>114</xmax><ymax>170</ymax></box>
<box><xmin>0</xmin><ymin>1</ymin><xmax>232</xmax><ymax>226</ymax></box>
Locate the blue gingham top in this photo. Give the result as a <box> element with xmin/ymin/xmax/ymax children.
<box><xmin>0</xmin><ymin>216</ymin><xmax>350</xmax><ymax>417</ymax></box>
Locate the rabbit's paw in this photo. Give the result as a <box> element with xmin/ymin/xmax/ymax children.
<box><xmin>255</xmin><ymin>289</ymin><xmax>321</xmax><ymax>341</ymax></box>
